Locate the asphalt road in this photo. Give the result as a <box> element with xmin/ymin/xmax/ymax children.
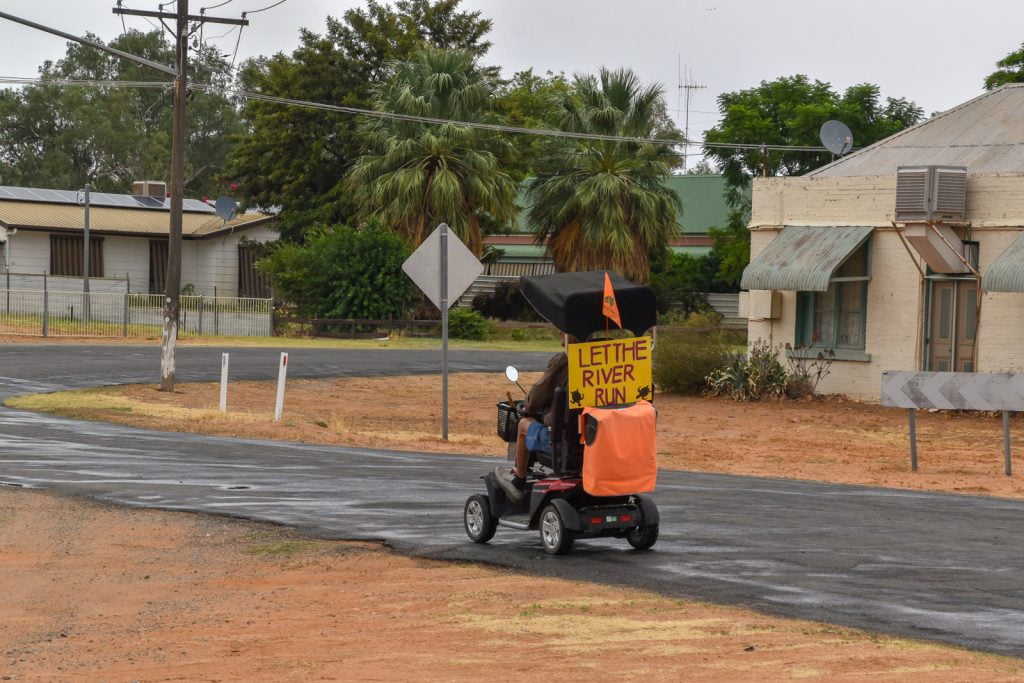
<box><xmin>2</xmin><ymin>345</ymin><xmax>1024</xmax><ymax>657</ymax></box>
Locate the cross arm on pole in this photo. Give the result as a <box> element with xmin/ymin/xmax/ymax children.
<box><xmin>112</xmin><ymin>8</ymin><xmax>249</xmax><ymax>26</ymax></box>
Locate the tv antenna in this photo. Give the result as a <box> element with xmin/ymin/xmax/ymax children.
<box><xmin>820</xmin><ymin>120</ymin><xmax>854</xmax><ymax>158</ymax></box>
<box><xmin>676</xmin><ymin>57</ymin><xmax>706</xmax><ymax>172</ymax></box>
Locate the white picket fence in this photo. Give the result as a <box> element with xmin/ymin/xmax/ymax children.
<box><xmin>0</xmin><ymin>289</ymin><xmax>272</xmax><ymax>338</ymax></box>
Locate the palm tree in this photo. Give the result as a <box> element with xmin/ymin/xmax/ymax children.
<box><xmin>345</xmin><ymin>47</ymin><xmax>517</xmax><ymax>256</ymax></box>
<box><xmin>526</xmin><ymin>68</ymin><xmax>681</xmax><ymax>282</ymax></box>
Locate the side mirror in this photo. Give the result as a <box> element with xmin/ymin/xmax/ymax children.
<box><xmin>505</xmin><ymin>366</ymin><xmax>519</xmax><ymax>383</ymax></box>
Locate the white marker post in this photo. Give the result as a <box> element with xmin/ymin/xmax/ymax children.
<box><xmin>219</xmin><ymin>352</ymin><xmax>229</xmax><ymax>413</ymax></box>
<box><xmin>274</xmin><ymin>352</ymin><xmax>288</xmax><ymax>422</ymax></box>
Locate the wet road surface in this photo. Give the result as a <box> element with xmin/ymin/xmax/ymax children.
<box><xmin>1</xmin><ymin>345</ymin><xmax>1023</xmax><ymax>657</ymax></box>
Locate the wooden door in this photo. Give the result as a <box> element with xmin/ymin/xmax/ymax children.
<box><xmin>928</xmin><ymin>281</ymin><xmax>955</xmax><ymax>371</ymax></box>
<box><xmin>955</xmin><ymin>282</ymin><xmax>978</xmax><ymax>372</ymax></box>
<box><xmin>928</xmin><ymin>280</ymin><xmax>979</xmax><ymax>372</ymax></box>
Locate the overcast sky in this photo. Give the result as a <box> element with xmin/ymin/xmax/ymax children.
<box><xmin>2</xmin><ymin>0</ymin><xmax>1023</xmax><ymax>162</ymax></box>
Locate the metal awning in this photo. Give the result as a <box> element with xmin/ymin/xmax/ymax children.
<box><xmin>740</xmin><ymin>225</ymin><xmax>873</xmax><ymax>292</ymax></box>
<box><xmin>983</xmin><ymin>232</ymin><xmax>1024</xmax><ymax>292</ymax></box>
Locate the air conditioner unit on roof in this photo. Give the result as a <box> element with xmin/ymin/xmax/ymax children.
<box><xmin>895</xmin><ymin>166</ymin><xmax>967</xmax><ymax>222</ymax></box>
<box><xmin>132</xmin><ymin>180</ymin><xmax>167</xmax><ymax>199</ymax></box>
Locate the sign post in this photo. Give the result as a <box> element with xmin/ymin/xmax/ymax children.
<box><xmin>881</xmin><ymin>370</ymin><xmax>1024</xmax><ymax>475</ymax></box>
<box><xmin>402</xmin><ymin>223</ymin><xmax>483</xmax><ymax>440</ymax></box>
<box><xmin>440</xmin><ymin>224</ymin><xmax>449</xmax><ymax>440</ymax></box>
<box><xmin>219</xmin><ymin>352</ymin><xmax>229</xmax><ymax>413</ymax></box>
<box><xmin>274</xmin><ymin>352</ymin><xmax>288</xmax><ymax>422</ymax></box>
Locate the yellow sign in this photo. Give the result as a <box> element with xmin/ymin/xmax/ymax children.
<box><xmin>567</xmin><ymin>336</ymin><xmax>653</xmax><ymax>408</ymax></box>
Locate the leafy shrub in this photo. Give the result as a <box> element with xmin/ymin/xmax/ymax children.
<box><xmin>706</xmin><ymin>339</ymin><xmax>789</xmax><ymax>401</ymax></box>
<box><xmin>447</xmin><ymin>308</ymin><xmax>491</xmax><ymax>340</ymax></box>
<box><xmin>659</xmin><ymin>308</ymin><xmax>723</xmax><ymax>329</ymax></box>
<box><xmin>653</xmin><ymin>329</ymin><xmax>735</xmax><ymax>395</ymax></box>
<box><xmin>648</xmin><ymin>250</ymin><xmax>732</xmax><ymax>315</ymax></box>
<box><xmin>706</xmin><ymin>339</ymin><xmax>835</xmax><ymax>401</ymax></box>
<box><xmin>471</xmin><ymin>279</ymin><xmax>541</xmax><ymax>321</ymax></box>
<box><xmin>784</xmin><ymin>345</ymin><xmax>836</xmax><ymax>399</ymax></box>
<box><xmin>261</xmin><ymin>222</ymin><xmax>413</xmax><ymax>320</ymax></box>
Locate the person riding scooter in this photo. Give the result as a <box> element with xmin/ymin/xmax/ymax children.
<box><xmin>494</xmin><ymin>334</ymin><xmax>575</xmax><ymax>502</ymax></box>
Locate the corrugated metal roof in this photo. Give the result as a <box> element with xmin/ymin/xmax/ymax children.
<box><xmin>0</xmin><ymin>185</ymin><xmax>216</xmax><ymax>213</ymax></box>
<box><xmin>662</xmin><ymin>174</ymin><xmax>749</xmax><ymax>234</ymax></box>
<box><xmin>0</xmin><ymin>200</ymin><xmax>272</xmax><ymax>237</ymax></box>
<box><xmin>983</xmin><ymin>232</ymin><xmax>1024</xmax><ymax>292</ymax></box>
<box><xmin>740</xmin><ymin>225</ymin><xmax>873</xmax><ymax>292</ymax></box>
<box><xmin>810</xmin><ymin>84</ymin><xmax>1024</xmax><ymax>177</ymax></box>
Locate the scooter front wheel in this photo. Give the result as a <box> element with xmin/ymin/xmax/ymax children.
<box><xmin>464</xmin><ymin>494</ymin><xmax>497</xmax><ymax>543</ymax></box>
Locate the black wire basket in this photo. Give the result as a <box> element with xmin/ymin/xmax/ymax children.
<box><xmin>496</xmin><ymin>401</ymin><xmax>520</xmax><ymax>442</ymax></box>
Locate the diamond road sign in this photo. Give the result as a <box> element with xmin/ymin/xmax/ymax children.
<box><xmin>402</xmin><ymin>223</ymin><xmax>483</xmax><ymax>310</ymax></box>
<box><xmin>881</xmin><ymin>371</ymin><xmax>1024</xmax><ymax>412</ymax></box>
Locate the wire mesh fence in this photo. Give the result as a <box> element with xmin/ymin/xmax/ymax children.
<box><xmin>0</xmin><ymin>289</ymin><xmax>273</xmax><ymax>338</ymax></box>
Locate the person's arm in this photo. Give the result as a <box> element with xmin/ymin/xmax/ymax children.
<box><xmin>523</xmin><ymin>353</ymin><xmax>565</xmax><ymax>416</ymax></box>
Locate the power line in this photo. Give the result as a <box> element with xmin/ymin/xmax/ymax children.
<box><xmin>200</xmin><ymin>0</ymin><xmax>234</xmax><ymax>10</ymax></box>
<box><xmin>229</xmin><ymin>22</ymin><xmax>244</xmax><ymax>69</ymax></box>
<box><xmin>0</xmin><ymin>76</ymin><xmax>836</xmax><ymax>154</ymax></box>
<box><xmin>244</xmin><ymin>0</ymin><xmax>287</xmax><ymax>15</ymax></box>
<box><xmin>205</xmin><ymin>23</ymin><xmax>239</xmax><ymax>40</ymax></box>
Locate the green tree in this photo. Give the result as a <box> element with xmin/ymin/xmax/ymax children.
<box><xmin>984</xmin><ymin>44</ymin><xmax>1024</xmax><ymax>90</ymax></box>
<box><xmin>262</xmin><ymin>223</ymin><xmax>413</xmax><ymax>319</ymax></box>
<box><xmin>701</xmin><ymin>76</ymin><xmax>921</xmax><ymax>286</ymax></box>
<box><xmin>345</xmin><ymin>47</ymin><xmax>517</xmax><ymax>256</ymax></box>
<box><xmin>229</xmin><ymin>0</ymin><xmax>492</xmax><ymax>241</ymax></box>
<box><xmin>525</xmin><ymin>68</ymin><xmax>682</xmax><ymax>282</ymax></box>
<box><xmin>703</xmin><ymin>75</ymin><xmax>923</xmax><ymax>189</ymax></box>
<box><xmin>493</xmin><ymin>69</ymin><xmax>573</xmax><ymax>179</ymax></box>
<box><xmin>649</xmin><ymin>251</ymin><xmax>721</xmax><ymax>315</ymax></box>
<box><xmin>0</xmin><ymin>30</ymin><xmax>240</xmax><ymax>197</ymax></box>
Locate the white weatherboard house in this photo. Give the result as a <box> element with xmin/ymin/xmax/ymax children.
<box><xmin>742</xmin><ymin>84</ymin><xmax>1024</xmax><ymax>402</ymax></box>
<box><xmin>0</xmin><ymin>182</ymin><xmax>276</xmax><ymax>297</ymax></box>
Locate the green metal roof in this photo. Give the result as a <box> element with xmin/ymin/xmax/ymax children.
<box><xmin>491</xmin><ymin>243</ymin><xmax>547</xmax><ymax>260</ymax></box>
<box><xmin>670</xmin><ymin>245</ymin><xmax>713</xmax><ymax>256</ymax></box>
<box><xmin>509</xmin><ymin>174</ymin><xmax>743</xmax><ymax>237</ymax></box>
<box><xmin>983</xmin><ymin>231</ymin><xmax>1024</xmax><ymax>292</ymax></box>
<box><xmin>493</xmin><ymin>243</ymin><xmax>711</xmax><ymax>262</ymax></box>
<box><xmin>740</xmin><ymin>225</ymin><xmax>873</xmax><ymax>292</ymax></box>
<box><xmin>662</xmin><ymin>174</ymin><xmax>744</xmax><ymax>235</ymax></box>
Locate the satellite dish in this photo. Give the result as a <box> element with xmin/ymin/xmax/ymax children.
<box><xmin>214</xmin><ymin>196</ymin><xmax>238</xmax><ymax>221</ymax></box>
<box><xmin>820</xmin><ymin>120</ymin><xmax>854</xmax><ymax>156</ymax></box>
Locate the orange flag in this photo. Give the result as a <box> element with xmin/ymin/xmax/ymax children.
<box><xmin>602</xmin><ymin>272</ymin><xmax>622</xmax><ymax>329</ymax></box>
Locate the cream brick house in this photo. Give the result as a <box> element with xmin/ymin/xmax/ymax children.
<box><xmin>742</xmin><ymin>84</ymin><xmax>1024</xmax><ymax>401</ymax></box>
<box><xmin>0</xmin><ymin>183</ymin><xmax>276</xmax><ymax>297</ymax></box>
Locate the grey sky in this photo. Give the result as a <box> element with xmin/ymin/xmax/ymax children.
<box><xmin>1</xmin><ymin>0</ymin><xmax>1022</xmax><ymax>154</ymax></box>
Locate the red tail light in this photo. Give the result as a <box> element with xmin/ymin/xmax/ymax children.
<box><xmin>591</xmin><ymin>516</ymin><xmax>603</xmax><ymax>525</ymax></box>
<box><xmin>619</xmin><ymin>514</ymin><xmax>632</xmax><ymax>523</ymax></box>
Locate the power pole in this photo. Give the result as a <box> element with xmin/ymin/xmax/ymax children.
<box><xmin>82</xmin><ymin>183</ymin><xmax>90</xmax><ymax>327</ymax></box>
<box><xmin>676</xmin><ymin>60</ymin><xmax>707</xmax><ymax>172</ymax></box>
<box><xmin>113</xmin><ymin>2</ymin><xmax>247</xmax><ymax>391</ymax></box>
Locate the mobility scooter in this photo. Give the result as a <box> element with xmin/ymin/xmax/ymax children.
<box><xmin>462</xmin><ymin>271</ymin><xmax>661</xmax><ymax>554</ymax></box>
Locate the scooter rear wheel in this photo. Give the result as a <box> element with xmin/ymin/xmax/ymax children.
<box><xmin>464</xmin><ymin>494</ymin><xmax>497</xmax><ymax>543</ymax></box>
<box><xmin>626</xmin><ymin>523</ymin><xmax>659</xmax><ymax>551</ymax></box>
<box><xmin>539</xmin><ymin>504</ymin><xmax>574</xmax><ymax>555</ymax></box>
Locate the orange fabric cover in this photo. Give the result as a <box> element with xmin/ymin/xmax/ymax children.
<box><xmin>581</xmin><ymin>401</ymin><xmax>657</xmax><ymax>496</ymax></box>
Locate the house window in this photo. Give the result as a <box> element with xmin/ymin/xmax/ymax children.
<box><xmin>238</xmin><ymin>245</ymin><xmax>272</xmax><ymax>298</ymax></box>
<box><xmin>796</xmin><ymin>241</ymin><xmax>870</xmax><ymax>351</ymax></box>
<box><xmin>149</xmin><ymin>239</ymin><xmax>168</xmax><ymax>294</ymax></box>
<box><xmin>50</xmin><ymin>235</ymin><xmax>103</xmax><ymax>277</ymax></box>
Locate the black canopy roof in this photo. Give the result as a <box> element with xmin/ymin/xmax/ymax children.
<box><xmin>519</xmin><ymin>271</ymin><xmax>657</xmax><ymax>340</ymax></box>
